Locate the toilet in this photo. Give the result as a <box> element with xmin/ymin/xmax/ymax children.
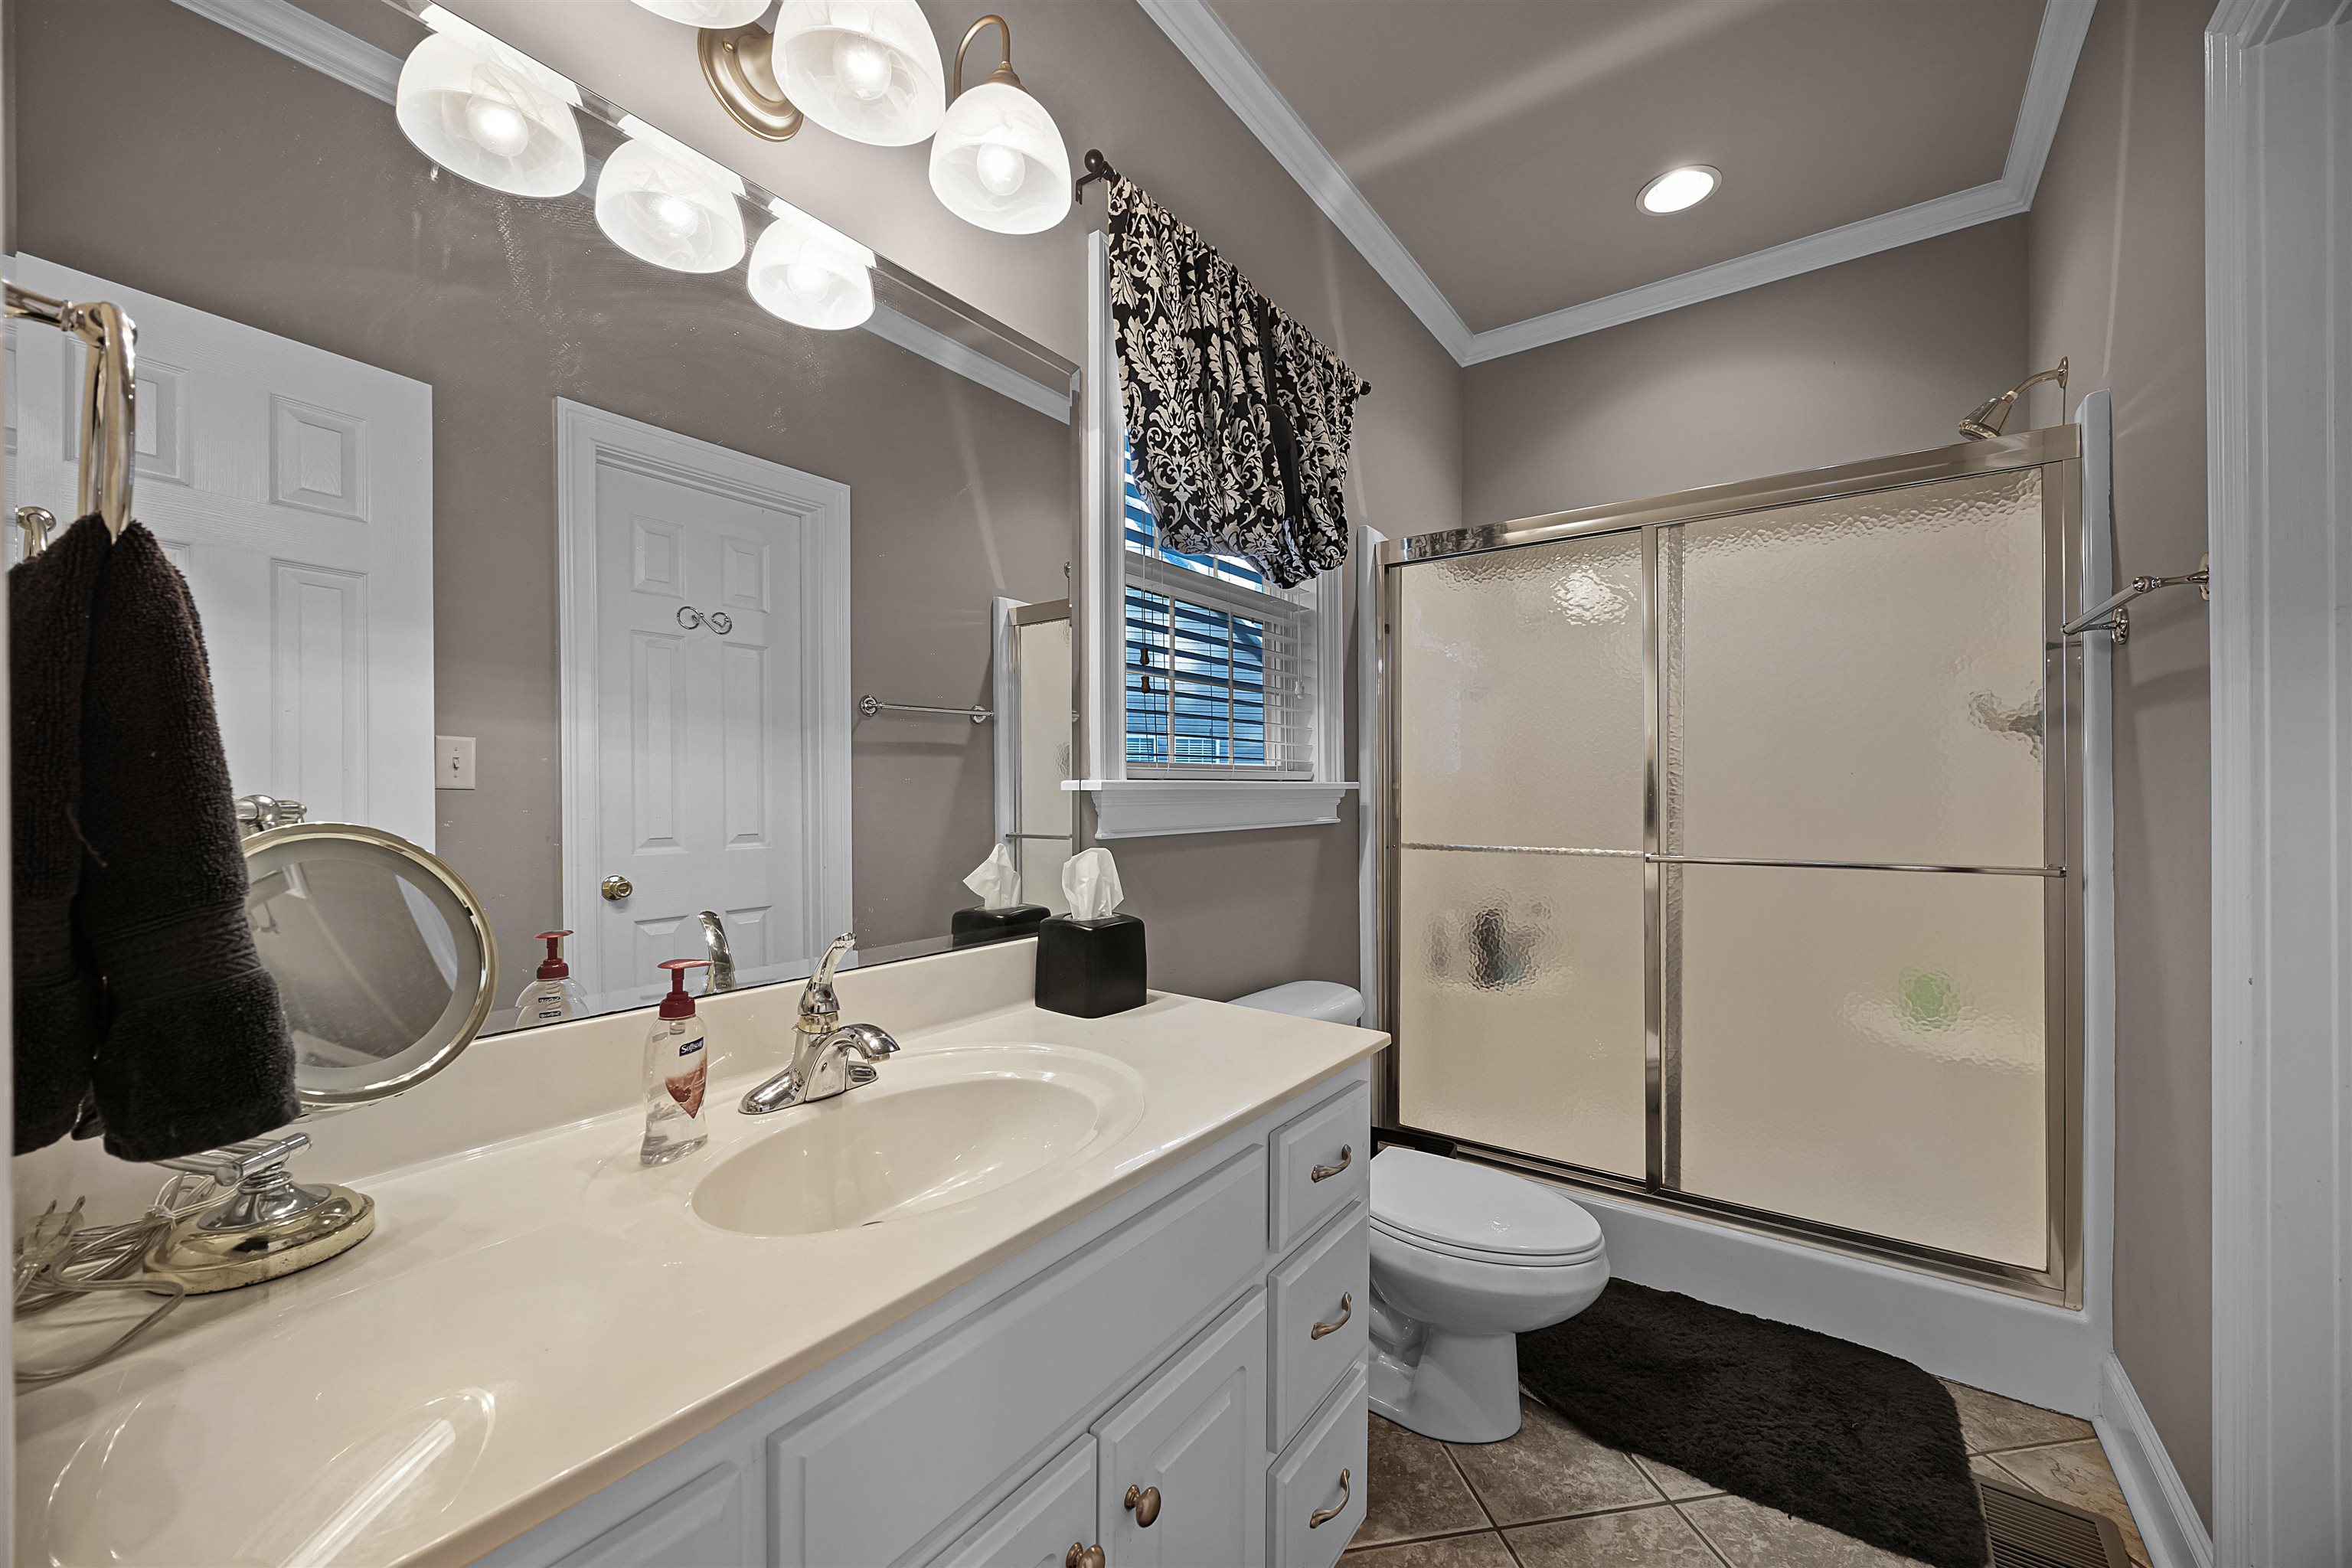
<box><xmin>1230</xmin><ymin>982</ymin><xmax>1612</xmax><ymax>1444</ymax></box>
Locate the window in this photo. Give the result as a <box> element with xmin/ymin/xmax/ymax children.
<box><xmin>1120</xmin><ymin>446</ymin><xmax>1318</xmax><ymax>779</ymax></box>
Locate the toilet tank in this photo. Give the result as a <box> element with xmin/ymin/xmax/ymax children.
<box><xmin>1229</xmin><ymin>980</ymin><xmax>1364</xmax><ymax>1027</ymax></box>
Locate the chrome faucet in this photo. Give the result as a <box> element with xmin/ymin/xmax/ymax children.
<box><xmin>698</xmin><ymin>910</ymin><xmax>737</xmax><ymax>993</ymax></box>
<box><xmin>739</xmin><ymin>932</ymin><xmax>900</xmax><ymax>1115</ymax></box>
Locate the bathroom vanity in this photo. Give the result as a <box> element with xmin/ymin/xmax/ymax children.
<box><xmin>13</xmin><ymin>940</ymin><xmax>1380</xmax><ymax>1567</ymax></box>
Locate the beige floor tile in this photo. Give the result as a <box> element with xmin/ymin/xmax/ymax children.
<box><xmin>1680</xmin><ymin>1493</ymin><xmax>1947</xmax><ymax>1568</ymax></box>
<box><xmin>1630</xmin><ymin>1452</ymin><xmax>1723</xmax><ymax>1501</ymax></box>
<box><xmin>1353</xmin><ymin>1415</ymin><xmax>1491</xmax><ymax>1549</ymax></box>
<box><xmin>1508</xmin><ymin>1504</ymin><xmax>1726</xmax><ymax>1567</ymax></box>
<box><xmin>1446</xmin><ymin>1399</ymin><xmax>1662</xmax><ymax>1525</ymax></box>
<box><xmin>1941</xmin><ymin>1380</ymin><xmax>2096</xmax><ymax>1455</ymax></box>
<box><xmin>1985</xmin><ymin>1439</ymin><xmax>2151</xmax><ymax>1566</ymax></box>
<box><xmin>1344</xmin><ymin>1529</ymin><xmax>1519</xmax><ymax>1567</ymax></box>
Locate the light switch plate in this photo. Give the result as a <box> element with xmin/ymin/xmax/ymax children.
<box><xmin>436</xmin><ymin>735</ymin><xmax>476</xmax><ymax>790</ymax></box>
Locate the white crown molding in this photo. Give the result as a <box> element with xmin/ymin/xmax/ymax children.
<box><xmin>1132</xmin><ymin>0</ymin><xmax>1476</xmax><ymax>361</ymax></box>
<box><xmin>862</xmin><ymin>303</ymin><xmax>1075</xmax><ymax>423</ymax></box>
<box><xmin>1140</xmin><ymin>0</ymin><xmax>2097</xmax><ymax>367</ymax></box>
<box><xmin>172</xmin><ymin>0</ymin><xmax>402</xmax><ymax>103</ymax></box>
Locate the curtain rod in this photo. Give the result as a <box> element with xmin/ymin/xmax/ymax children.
<box><xmin>1073</xmin><ymin>149</ymin><xmax>1373</xmax><ymax>400</ymax></box>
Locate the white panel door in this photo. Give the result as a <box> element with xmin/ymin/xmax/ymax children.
<box><xmin>1094</xmin><ymin>1291</ymin><xmax>1269</xmax><ymax>1568</ymax></box>
<box><xmin>559</xmin><ymin>402</ymin><xmax>851</xmax><ymax>1011</ymax></box>
<box><xmin>4</xmin><ymin>253</ymin><xmax>435</xmax><ymax>847</ymax></box>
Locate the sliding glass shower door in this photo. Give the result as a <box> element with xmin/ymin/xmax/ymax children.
<box><xmin>1383</xmin><ymin>432</ymin><xmax>2079</xmax><ymax>1297</ymax></box>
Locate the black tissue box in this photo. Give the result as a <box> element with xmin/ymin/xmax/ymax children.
<box><xmin>1035</xmin><ymin>913</ymin><xmax>1147</xmax><ymax>1017</ymax></box>
<box><xmin>951</xmin><ymin>903</ymin><xmax>1049</xmax><ymax>947</ymax></box>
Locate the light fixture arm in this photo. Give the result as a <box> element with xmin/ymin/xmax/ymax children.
<box><xmin>952</xmin><ymin>14</ymin><xmax>1020</xmax><ymax>96</ymax></box>
<box><xmin>698</xmin><ymin>21</ymin><xmax>804</xmax><ymax>141</ymax></box>
<box><xmin>1959</xmin><ymin>355</ymin><xmax>2068</xmax><ymax>440</ymax></box>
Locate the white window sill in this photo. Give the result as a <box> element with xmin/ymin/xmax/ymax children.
<box><xmin>1062</xmin><ymin>779</ymin><xmax>1359</xmax><ymax>839</ymax></box>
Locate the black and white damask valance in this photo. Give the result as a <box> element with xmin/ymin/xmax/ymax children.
<box><xmin>1106</xmin><ymin>176</ymin><xmax>1362</xmax><ymax>590</ymax></box>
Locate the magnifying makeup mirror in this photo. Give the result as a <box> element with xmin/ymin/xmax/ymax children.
<box><xmin>144</xmin><ymin>819</ymin><xmax>499</xmax><ymax>1293</ymax></box>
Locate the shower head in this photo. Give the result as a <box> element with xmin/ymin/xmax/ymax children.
<box><xmin>1958</xmin><ymin>356</ymin><xmax>2069</xmax><ymax>440</ymax></box>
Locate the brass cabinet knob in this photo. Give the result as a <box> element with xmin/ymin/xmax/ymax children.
<box><xmin>1308</xmin><ymin>1468</ymin><xmax>1352</xmax><ymax>1529</ymax></box>
<box><xmin>1311</xmin><ymin>1144</ymin><xmax>1353</xmax><ymax>1182</ymax></box>
<box><xmin>1065</xmin><ymin>1545</ymin><xmax>1106</xmax><ymax>1568</ymax></box>
<box><xmin>600</xmin><ymin>874</ymin><xmax>633</xmax><ymax>901</ymax></box>
<box><xmin>1124</xmin><ymin>1483</ymin><xmax>1161</xmax><ymax>1527</ymax></box>
<box><xmin>1311</xmin><ymin>1292</ymin><xmax>1354</xmax><ymax>1341</ymax></box>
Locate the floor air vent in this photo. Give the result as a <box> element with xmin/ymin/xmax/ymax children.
<box><xmin>1979</xmin><ymin>1475</ymin><xmax>2132</xmax><ymax>1568</ymax></box>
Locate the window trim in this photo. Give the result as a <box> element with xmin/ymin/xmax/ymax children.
<box><xmin>1072</xmin><ymin>233</ymin><xmax>1354</xmax><ymax>838</ymax></box>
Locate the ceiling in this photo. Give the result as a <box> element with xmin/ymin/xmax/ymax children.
<box><xmin>1164</xmin><ymin>0</ymin><xmax>2089</xmax><ymax>364</ymax></box>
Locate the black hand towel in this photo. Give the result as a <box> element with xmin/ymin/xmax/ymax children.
<box><xmin>76</xmin><ymin>523</ymin><xmax>299</xmax><ymax>1161</ymax></box>
<box><xmin>11</xmin><ymin>516</ymin><xmax>113</xmax><ymax>1153</ymax></box>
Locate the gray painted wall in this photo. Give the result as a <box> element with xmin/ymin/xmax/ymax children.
<box><xmin>1461</xmin><ymin>218</ymin><xmax>2030</xmax><ymax>525</ymax></box>
<box><xmin>2024</xmin><ymin>0</ymin><xmax>2213</xmax><ymax>1524</ymax></box>
<box><xmin>14</xmin><ymin>0</ymin><xmax>1072</xmax><ymax>980</ymax></box>
<box><xmin>444</xmin><ymin>0</ymin><xmax>1467</xmax><ymax>1004</ymax></box>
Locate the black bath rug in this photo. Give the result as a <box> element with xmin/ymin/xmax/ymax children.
<box><xmin>1518</xmin><ymin>1280</ymin><xmax>1988</xmax><ymax>1568</ymax></box>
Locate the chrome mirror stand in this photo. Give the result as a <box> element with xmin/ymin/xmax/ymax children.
<box><xmin>145</xmin><ymin>1132</ymin><xmax>377</xmax><ymax>1294</ymax></box>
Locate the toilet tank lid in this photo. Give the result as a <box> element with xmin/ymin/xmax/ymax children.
<box><xmin>1227</xmin><ymin>980</ymin><xmax>1363</xmax><ymax>1026</ymax></box>
<box><xmin>1371</xmin><ymin>1148</ymin><xmax>1604</xmax><ymax>1260</ymax></box>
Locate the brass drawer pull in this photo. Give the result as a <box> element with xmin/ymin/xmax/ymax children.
<box><xmin>1310</xmin><ymin>1292</ymin><xmax>1353</xmax><ymax>1341</ymax></box>
<box><xmin>1124</xmin><ymin>1483</ymin><xmax>1161</xmax><ymax>1527</ymax></box>
<box><xmin>1308</xmin><ymin>1468</ymin><xmax>1351</xmax><ymax>1529</ymax></box>
<box><xmin>1065</xmin><ymin>1545</ymin><xmax>1106</xmax><ymax>1568</ymax></box>
<box><xmin>1310</xmin><ymin>1144</ymin><xmax>1353</xmax><ymax>1183</ymax></box>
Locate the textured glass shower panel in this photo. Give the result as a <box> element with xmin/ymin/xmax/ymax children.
<box><xmin>1396</xmin><ymin>532</ymin><xmax>1645</xmax><ymax>851</ymax></box>
<box><xmin>1396</xmin><ymin>847</ymin><xmax>1646</xmax><ymax>1177</ymax></box>
<box><xmin>1667</xmin><ymin>469</ymin><xmax>2046</xmax><ymax>867</ymax></box>
<box><xmin>1674</xmin><ymin>864</ymin><xmax>2048</xmax><ymax>1266</ymax></box>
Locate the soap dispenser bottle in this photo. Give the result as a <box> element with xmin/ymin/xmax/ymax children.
<box><xmin>514</xmin><ymin>930</ymin><xmax>586</xmax><ymax>1026</ymax></box>
<box><xmin>642</xmin><ymin>959</ymin><xmax>711</xmax><ymax>1165</ymax></box>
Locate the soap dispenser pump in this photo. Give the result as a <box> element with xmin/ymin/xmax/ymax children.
<box><xmin>515</xmin><ymin>929</ymin><xmax>586</xmax><ymax>1026</ymax></box>
<box><xmin>642</xmin><ymin>959</ymin><xmax>711</xmax><ymax>1165</ymax></box>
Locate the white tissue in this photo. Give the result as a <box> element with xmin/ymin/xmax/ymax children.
<box><xmin>962</xmin><ymin>844</ymin><xmax>1024</xmax><ymax>910</ymax></box>
<box><xmin>1061</xmin><ymin>848</ymin><xmax>1125</xmax><ymax>922</ymax></box>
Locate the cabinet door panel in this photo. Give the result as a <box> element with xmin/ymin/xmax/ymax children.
<box><xmin>549</xmin><ymin>1465</ymin><xmax>744</xmax><ymax>1567</ymax></box>
<box><xmin>928</xmin><ymin>1436</ymin><xmax>1099</xmax><ymax>1568</ymax></box>
<box><xmin>1095</xmin><ymin>1291</ymin><xmax>1269</xmax><ymax>1568</ymax></box>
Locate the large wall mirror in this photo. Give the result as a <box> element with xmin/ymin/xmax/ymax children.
<box><xmin>4</xmin><ymin>0</ymin><xmax>1080</xmax><ymax>1032</ymax></box>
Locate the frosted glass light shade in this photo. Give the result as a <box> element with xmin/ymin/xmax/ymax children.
<box><xmin>929</xmin><ymin>80</ymin><xmax>1070</xmax><ymax>234</ymax></box>
<box><xmin>747</xmin><ymin>203</ymin><xmax>877</xmax><ymax>330</ymax></box>
<box><xmin>596</xmin><ymin>136</ymin><xmax>747</xmax><ymax>273</ymax></box>
<box><xmin>773</xmin><ymin>0</ymin><xmax>946</xmax><ymax>146</ymax></box>
<box><xmin>626</xmin><ymin>0</ymin><xmax>769</xmax><ymax>24</ymax></box>
<box><xmin>394</xmin><ymin>31</ymin><xmax>585</xmax><ymax>197</ymax></box>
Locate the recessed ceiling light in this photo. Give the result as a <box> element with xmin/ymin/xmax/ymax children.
<box><xmin>1638</xmin><ymin>165</ymin><xmax>1721</xmax><ymax>215</ymax></box>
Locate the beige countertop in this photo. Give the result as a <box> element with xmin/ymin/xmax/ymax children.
<box><xmin>14</xmin><ymin>979</ymin><xmax>1383</xmax><ymax>1568</ymax></box>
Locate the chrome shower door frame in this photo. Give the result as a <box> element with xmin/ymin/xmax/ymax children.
<box><xmin>1375</xmin><ymin>426</ymin><xmax>2085</xmax><ymax>1306</ymax></box>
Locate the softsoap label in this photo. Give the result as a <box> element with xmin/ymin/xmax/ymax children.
<box><xmin>665</xmin><ymin>1037</ymin><xmax>707</xmax><ymax>1116</ymax></box>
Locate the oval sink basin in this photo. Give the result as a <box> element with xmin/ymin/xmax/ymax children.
<box><xmin>691</xmin><ymin>1044</ymin><xmax>1147</xmax><ymax>1237</ymax></box>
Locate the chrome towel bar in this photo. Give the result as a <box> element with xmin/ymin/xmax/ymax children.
<box><xmin>858</xmin><ymin>695</ymin><xmax>994</xmax><ymax>724</ymax></box>
<box><xmin>5</xmin><ymin>282</ymin><xmax>136</xmax><ymax>546</ymax></box>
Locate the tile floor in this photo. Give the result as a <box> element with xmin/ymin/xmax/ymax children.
<box><xmin>1345</xmin><ymin>1382</ymin><xmax>2149</xmax><ymax>1568</ymax></box>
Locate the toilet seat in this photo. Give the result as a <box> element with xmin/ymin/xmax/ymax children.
<box><xmin>1370</xmin><ymin>1148</ymin><xmax>1604</xmax><ymax>1263</ymax></box>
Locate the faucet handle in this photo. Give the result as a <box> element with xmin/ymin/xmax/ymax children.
<box><xmin>797</xmin><ymin>932</ymin><xmax>857</xmax><ymax>1026</ymax></box>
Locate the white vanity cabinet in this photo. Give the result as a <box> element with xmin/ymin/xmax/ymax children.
<box><xmin>486</xmin><ymin>1067</ymin><xmax>1373</xmax><ymax>1568</ymax></box>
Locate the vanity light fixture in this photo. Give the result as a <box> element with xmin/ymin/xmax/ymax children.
<box><xmin>394</xmin><ymin>29</ymin><xmax>586</xmax><ymax>197</ymax></box>
<box><xmin>1636</xmin><ymin>164</ymin><xmax>1721</xmax><ymax>214</ymax></box>
<box><xmin>596</xmin><ymin>120</ymin><xmax>749</xmax><ymax>273</ymax></box>
<box><xmin>929</xmin><ymin>15</ymin><xmax>1070</xmax><ymax>235</ymax></box>
<box><xmin>772</xmin><ymin>0</ymin><xmax>947</xmax><ymax>146</ymax></box>
<box><xmin>748</xmin><ymin>200</ymin><xmax>878</xmax><ymax>329</ymax></box>
<box><xmin>626</xmin><ymin>0</ymin><xmax>770</xmax><ymax>25</ymax></box>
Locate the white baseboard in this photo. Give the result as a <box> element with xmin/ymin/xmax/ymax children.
<box><xmin>2094</xmin><ymin>1354</ymin><xmax>2213</xmax><ymax>1568</ymax></box>
<box><xmin>1573</xmin><ymin>1188</ymin><xmax>2105</xmax><ymax>1416</ymax></box>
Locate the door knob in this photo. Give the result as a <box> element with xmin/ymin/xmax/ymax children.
<box><xmin>1123</xmin><ymin>1484</ymin><xmax>1161</xmax><ymax>1527</ymax></box>
<box><xmin>600</xmin><ymin>874</ymin><xmax>633</xmax><ymax>901</ymax></box>
<box><xmin>1065</xmin><ymin>1546</ymin><xmax>1106</xmax><ymax>1568</ymax></box>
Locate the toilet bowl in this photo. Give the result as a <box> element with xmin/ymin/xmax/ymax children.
<box><xmin>1227</xmin><ymin>982</ymin><xmax>1612</xmax><ymax>1444</ymax></box>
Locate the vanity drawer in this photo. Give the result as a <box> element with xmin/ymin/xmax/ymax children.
<box><xmin>768</xmin><ymin>1145</ymin><xmax>1267</xmax><ymax>1568</ymax></box>
<box><xmin>1268</xmin><ymin>1360</ymin><xmax>1368</xmax><ymax>1568</ymax></box>
<box><xmin>1268</xmin><ymin>1200</ymin><xmax>1370</xmax><ymax>1450</ymax></box>
<box><xmin>1269</xmin><ymin>1083</ymin><xmax>1369</xmax><ymax>1253</ymax></box>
